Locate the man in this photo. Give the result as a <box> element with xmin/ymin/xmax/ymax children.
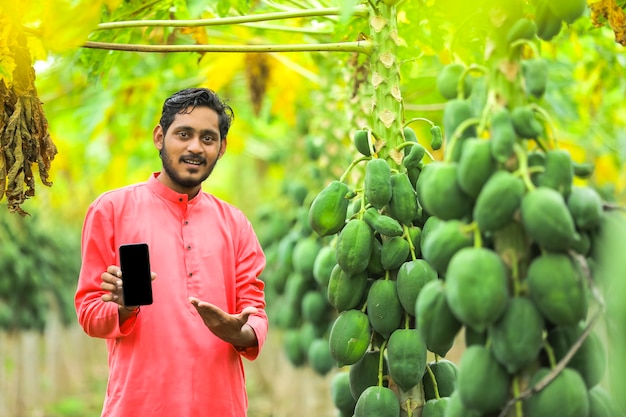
<box><xmin>75</xmin><ymin>88</ymin><xmax>268</xmax><ymax>416</ymax></box>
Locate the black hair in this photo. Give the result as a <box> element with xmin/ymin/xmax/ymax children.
<box><xmin>158</xmin><ymin>88</ymin><xmax>234</xmax><ymax>139</ymax></box>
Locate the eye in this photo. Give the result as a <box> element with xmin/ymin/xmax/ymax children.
<box><xmin>177</xmin><ymin>131</ymin><xmax>189</xmax><ymax>138</ymax></box>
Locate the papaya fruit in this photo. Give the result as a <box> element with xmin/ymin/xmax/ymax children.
<box><xmin>464</xmin><ymin>326</ymin><xmax>487</xmax><ymax>347</ymax></box>
<box><xmin>331</xmin><ymin>371</ymin><xmax>358</xmax><ymax>417</ymax></box>
<box><xmin>547</xmin><ymin>323</ymin><xmax>607</xmax><ymax>388</ymax></box>
<box><xmin>457</xmin><ymin>138</ymin><xmax>497</xmax><ymax>199</ymax></box>
<box><xmin>301</xmin><ymin>290</ymin><xmax>329</xmax><ymax>326</ymax></box>
<box><xmin>567</xmin><ymin>185</ymin><xmax>603</xmax><ymax>231</ymax></box>
<box><xmin>521</xmin><ymin>187</ymin><xmax>579</xmax><ymax>251</ymax></box>
<box><xmin>284</xmin><ymin>328</ymin><xmax>307</xmax><ymax>367</ymax></box>
<box><xmin>363</xmin><ymin>207</ymin><xmax>404</xmax><ymax>238</ymax></box>
<box><xmin>307</xmin><ymin>338</ymin><xmax>335</xmax><ymax>376</ymax></box>
<box><xmin>349</xmin><ymin>350</ymin><xmax>388</xmax><ymax>400</ymax></box>
<box><xmin>443</xmin><ymin>391</ymin><xmax>482</xmax><ymax>417</ymax></box>
<box><xmin>535</xmin><ymin>0</ymin><xmax>563</xmax><ymax>41</ymax></box>
<box><xmin>422</xmin><ymin>397</ymin><xmax>450</xmax><ymax>417</ymax></box>
<box><xmin>403</xmin><ymin>126</ymin><xmax>418</xmax><ymax>152</ymax></box>
<box><xmin>312</xmin><ymin>245</ymin><xmax>336</xmax><ymax>288</ymax></box>
<box><xmin>548</xmin><ymin>0</ymin><xmax>587</xmax><ymax>24</ymax></box>
<box><xmin>522</xmin><ymin>57</ymin><xmax>549</xmax><ymax>98</ymax></box>
<box><xmin>456</xmin><ymin>345</ymin><xmax>510</xmax><ymax>414</ymax></box>
<box><xmin>588</xmin><ymin>385</ymin><xmax>620</xmax><ymax>417</ymax></box>
<box><xmin>489</xmin><ymin>296</ymin><xmax>545</xmax><ymax>374</ymax></box>
<box><xmin>506</xmin><ymin>17</ymin><xmax>537</xmax><ymax>45</ymax></box>
<box><xmin>443</xmin><ymin>99</ymin><xmax>476</xmax><ymax>161</ymax></box>
<box><xmin>396</xmin><ymin>259</ymin><xmax>437</xmax><ymax>315</ymax></box>
<box><xmin>445</xmin><ymin>247</ymin><xmax>510</xmax><ymax>332</ymax></box>
<box><xmin>336</xmin><ymin>219</ymin><xmax>373</xmax><ymax>275</ymax></box>
<box><xmin>327</xmin><ymin>264</ymin><xmax>368</xmax><ymax>312</ymax></box>
<box><xmin>436</xmin><ymin>63</ymin><xmax>472</xmax><ymax>100</ymax></box>
<box><xmin>539</xmin><ymin>149</ymin><xmax>574</xmax><ymax>197</ymax></box>
<box><xmin>354</xmin><ymin>129</ymin><xmax>372</xmax><ymax>156</ymax></box>
<box><xmin>511</xmin><ymin>105</ymin><xmax>543</xmax><ymax>139</ymax></box>
<box><xmin>526</xmin><ymin>253</ymin><xmax>588</xmax><ymax>325</ymax></box>
<box><xmin>528</xmin><ymin>149</ymin><xmax>546</xmax><ymax>186</ymax></box>
<box><xmin>387</xmin><ymin>172</ymin><xmax>419</xmax><ymax>225</ymax></box>
<box><xmin>292</xmin><ymin>236</ymin><xmax>321</xmax><ymax>278</ymax></box>
<box><xmin>430</xmin><ymin>125</ymin><xmax>443</xmax><ymax>150</ymax></box>
<box><xmin>415</xmin><ymin>279</ymin><xmax>463</xmax><ymax>357</ymax></box>
<box><xmin>473</xmin><ymin>170</ymin><xmax>525</xmax><ymax>232</ymax></box>
<box><xmin>420</xmin><ymin>215</ymin><xmax>443</xmax><ymax>248</ymax></box>
<box><xmin>309</xmin><ymin>180</ymin><xmax>350</xmax><ymax>236</ymax></box>
<box><xmin>329</xmin><ymin>309</ymin><xmax>372</xmax><ymax>367</ymax></box>
<box><xmin>284</xmin><ymin>271</ymin><xmax>310</xmax><ymax>310</ymax></box>
<box><xmin>421</xmin><ymin>219</ymin><xmax>473</xmax><ymax>276</ymax></box>
<box><xmin>416</xmin><ymin>162</ymin><xmax>473</xmax><ymax>221</ymax></box>
<box><xmin>354</xmin><ymin>386</ymin><xmax>400</xmax><ymax>417</ymax></box>
<box><xmin>406</xmin><ymin>225</ymin><xmax>422</xmax><ymax>257</ymax></box>
<box><xmin>366</xmin><ymin>238</ymin><xmax>385</xmax><ymax>277</ymax></box>
<box><xmin>365</xmin><ymin>158</ymin><xmax>393</xmax><ymax>210</ymax></box>
<box><xmin>387</xmin><ymin>328</ymin><xmax>427</xmax><ymax>392</ymax></box>
<box><xmin>366</xmin><ymin>279</ymin><xmax>403</xmax><ymax>339</ymax></box>
<box><xmin>490</xmin><ymin>108</ymin><xmax>518</xmax><ymax>163</ymax></box>
<box><xmin>403</xmin><ymin>142</ymin><xmax>426</xmax><ymax>169</ymax></box>
<box><xmin>573</xmin><ymin>161</ymin><xmax>595</xmax><ymax>178</ymax></box>
<box><xmin>422</xmin><ymin>359</ymin><xmax>458</xmax><ymax>400</ymax></box>
<box><xmin>381</xmin><ymin>236</ymin><xmax>410</xmax><ymax>271</ymax></box>
<box><xmin>523</xmin><ymin>367</ymin><xmax>589</xmax><ymax>417</ymax></box>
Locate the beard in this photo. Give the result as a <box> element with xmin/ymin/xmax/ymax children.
<box><xmin>159</xmin><ymin>143</ymin><xmax>220</xmax><ymax>189</ymax></box>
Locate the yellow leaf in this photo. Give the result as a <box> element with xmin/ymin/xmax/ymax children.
<box><xmin>37</xmin><ymin>0</ymin><xmax>103</xmax><ymax>53</ymax></box>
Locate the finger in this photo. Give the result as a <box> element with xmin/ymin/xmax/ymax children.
<box><xmin>106</xmin><ymin>265</ymin><xmax>122</xmax><ymax>277</ymax></box>
<box><xmin>101</xmin><ymin>271</ymin><xmax>122</xmax><ymax>287</ymax></box>
<box><xmin>151</xmin><ymin>272</ymin><xmax>157</xmax><ymax>281</ymax></box>
<box><xmin>100</xmin><ymin>281</ymin><xmax>119</xmax><ymax>292</ymax></box>
<box><xmin>101</xmin><ymin>293</ymin><xmax>119</xmax><ymax>303</ymax></box>
<box><xmin>238</xmin><ymin>306</ymin><xmax>258</xmax><ymax>321</ymax></box>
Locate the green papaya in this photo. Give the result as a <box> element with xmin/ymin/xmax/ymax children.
<box><xmin>387</xmin><ymin>328</ymin><xmax>427</xmax><ymax>392</ymax></box>
<box><xmin>406</xmin><ymin>225</ymin><xmax>422</xmax><ymax>258</ymax></box>
<box><xmin>381</xmin><ymin>236</ymin><xmax>410</xmax><ymax>271</ymax></box>
<box><xmin>421</xmin><ymin>219</ymin><xmax>473</xmax><ymax>276</ymax></box>
<box><xmin>403</xmin><ymin>126</ymin><xmax>419</xmax><ymax>153</ymax></box>
<box><xmin>416</xmin><ymin>162</ymin><xmax>473</xmax><ymax>221</ymax></box>
<box><xmin>354</xmin><ymin>129</ymin><xmax>372</xmax><ymax>156</ymax></box>
<box><xmin>422</xmin><ymin>397</ymin><xmax>450</xmax><ymax>417</ymax></box>
<box><xmin>573</xmin><ymin>161</ymin><xmax>595</xmax><ymax>178</ymax></box>
<box><xmin>567</xmin><ymin>186</ymin><xmax>603</xmax><ymax>231</ymax></box>
<box><xmin>507</xmin><ymin>17</ymin><xmax>537</xmax><ymax>45</ymax></box>
<box><xmin>366</xmin><ymin>238</ymin><xmax>385</xmax><ymax>277</ymax></box>
<box><xmin>363</xmin><ymin>207</ymin><xmax>404</xmax><ymax>237</ymax></box>
<box><xmin>327</xmin><ymin>264</ymin><xmax>368</xmax><ymax>312</ymax></box>
<box><xmin>331</xmin><ymin>372</ymin><xmax>358</xmax><ymax>417</ymax></box>
<box><xmin>445</xmin><ymin>247</ymin><xmax>509</xmax><ymax>332</ymax></box>
<box><xmin>403</xmin><ymin>143</ymin><xmax>426</xmax><ymax>169</ymax></box>
<box><xmin>526</xmin><ymin>253</ymin><xmax>588</xmax><ymax>325</ymax></box>
<box><xmin>457</xmin><ymin>138</ymin><xmax>497</xmax><ymax>199</ymax></box>
<box><xmin>312</xmin><ymin>245</ymin><xmax>337</xmax><ymax>288</ymax></box>
<box><xmin>388</xmin><ymin>172</ymin><xmax>419</xmax><ymax>225</ymax></box>
<box><xmin>536</xmin><ymin>0</ymin><xmax>563</xmax><ymax>41</ymax></box>
<box><xmin>436</xmin><ymin>63</ymin><xmax>472</xmax><ymax>100</ymax></box>
<box><xmin>522</xmin><ymin>58</ymin><xmax>549</xmax><ymax>98</ymax></box>
<box><xmin>473</xmin><ymin>170</ymin><xmax>525</xmax><ymax>232</ymax></box>
<box><xmin>523</xmin><ymin>367</ymin><xmax>590</xmax><ymax>417</ymax></box>
<box><xmin>301</xmin><ymin>290</ymin><xmax>329</xmax><ymax>326</ymax></box>
<box><xmin>528</xmin><ymin>149</ymin><xmax>546</xmax><ymax>186</ymax></box>
<box><xmin>588</xmin><ymin>385</ymin><xmax>620</xmax><ymax>417</ymax></box>
<box><xmin>443</xmin><ymin>99</ymin><xmax>476</xmax><ymax>161</ymax></box>
<box><xmin>548</xmin><ymin>0</ymin><xmax>586</xmax><ymax>24</ymax></box>
<box><xmin>336</xmin><ymin>219</ymin><xmax>373</xmax><ymax>275</ymax></box>
<box><xmin>420</xmin><ymin>215</ymin><xmax>443</xmax><ymax>248</ymax></box>
<box><xmin>284</xmin><ymin>328</ymin><xmax>307</xmax><ymax>367</ymax></box>
<box><xmin>423</xmin><ymin>359</ymin><xmax>458</xmax><ymax>400</ymax></box>
<box><xmin>547</xmin><ymin>323</ymin><xmax>607</xmax><ymax>388</ymax></box>
<box><xmin>307</xmin><ymin>338</ymin><xmax>335</xmax><ymax>376</ymax></box>
<box><xmin>521</xmin><ymin>187</ymin><xmax>579</xmax><ymax>251</ymax></box>
<box><xmin>365</xmin><ymin>158</ymin><xmax>393</xmax><ymax>210</ymax></box>
<box><xmin>366</xmin><ymin>279</ymin><xmax>403</xmax><ymax>339</ymax></box>
<box><xmin>511</xmin><ymin>106</ymin><xmax>543</xmax><ymax>139</ymax></box>
<box><xmin>490</xmin><ymin>108</ymin><xmax>518</xmax><ymax>163</ymax></box>
<box><xmin>354</xmin><ymin>386</ymin><xmax>400</xmax><ymax>417</ymax></box>
<box><xmin>456</xmin><ymin>345</ymin><xmax>510</xmax><ymax>414</ymax></box>
<box><xmin>309</xmin><ymin>180</ymin><xmax>350</xmax><ymax>237</ymax></box>
<box><xmin>349</xmin><ymin>350</ymin><xmax>388</xmax><ymax>400</ymax></box>
<box><xmin>396</xmin><ymin>259</ymin><xmax>437</xmax><ymax>315</ymax></box>
<box><xmin>415</xmin><ymin>279</ymin><xmax>463</xmax><ymax>357</ymax></box>
<box><xmin>443</xmin><ymin>391</ymin><xmax>482</xmax><ymax>417</ymax></box>
<box><xmin>539</xmin><ymin>149</ymin><xmax>574</xmax><ymax>197</ymax></box>
<box><xmin>292</xmin><ymin>236</ymin><xmax>321</xmax><ymax>278</ymax></box>
<box><xmin>329</xmin><ymin>309</ymin><xmax>372</xmax><ymax>367</ymax></box>
<box><xmin>489</xmin><ymin>296</ymin><xmax>545</xmax><ymax>374</ymax></box>
<box><xmin>430</xmin><ymin>125</ymin><xmax>443</xmax><ymax>150</ymax></box>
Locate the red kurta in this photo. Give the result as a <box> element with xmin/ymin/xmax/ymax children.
<box><xmin>75</xmin><ymin>173</ymin><xmax>268</xmax><ymax>417</ymax></box>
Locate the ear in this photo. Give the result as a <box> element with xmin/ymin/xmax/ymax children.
<box><xmin>218</xmin><ymin>137</ymin><xmax>227</xmax><ymax>159</ymax></box>
<box><xmin>153</xmin><ymin>125</ymin><xmax>164</xmax><ymax>150</ymax></box>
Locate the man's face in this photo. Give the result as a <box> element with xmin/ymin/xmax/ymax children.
<box><xmin>153</xmin><ymin>106</ymin><xmax>226</xmax><ymax>196</ymax></box>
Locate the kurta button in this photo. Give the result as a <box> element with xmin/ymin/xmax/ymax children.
<box><xmin>187</xmin><ymin>245</ymin><xmax>191</xmax><ymax>250</ymax></box>
<box><xmin>184</xmin><ymin>221</ymin><xmax>189</xmax><ymax>225</ymax></box>
<box><xmin>189</xmin><ymin>273</ymin><xmax>193</xmax><ymax>277</ymax></box>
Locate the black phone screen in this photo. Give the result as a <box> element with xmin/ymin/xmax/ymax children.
<box><xmin>119</xmin><ymin>243</ymin><xmax>153</xmax><ymax>306</ymax></box>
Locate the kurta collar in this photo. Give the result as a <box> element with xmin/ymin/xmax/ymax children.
<box><xmin>147</xmin><ymin>172</ymin><xmax>201</xmax><ymax>204</ymax></box>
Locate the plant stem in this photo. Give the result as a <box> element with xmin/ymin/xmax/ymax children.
<box><xmin>82</xmin><ymin>40</ymin><xmax>373</xmax><ymax>54</ymax></box>
<box><xmin>95</xmin><ymin>6</ymin><xmax>369</xmax><ymax>30</ymax></box>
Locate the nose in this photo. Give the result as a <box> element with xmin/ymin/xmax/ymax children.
<box><xmin>186</xmin><ymin>136</ymin><xmax>203</xmax><ymax>154</ymax></box>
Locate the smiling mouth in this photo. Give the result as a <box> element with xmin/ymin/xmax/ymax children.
<box><xmin>181</xmin><ymin>157</ymin><xmax>205</xmax><ymax>166</ymax></box>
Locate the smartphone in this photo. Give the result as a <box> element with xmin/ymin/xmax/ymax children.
<box><xmin>119</xmin><ymin>243</ymin><xmax>153</xmax><ymax>306</ymax></box>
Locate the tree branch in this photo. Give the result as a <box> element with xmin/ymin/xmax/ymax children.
<box><xmin>82</xmin><ymin>40</ymin><xmax>373</xmax><ymax>55</ymax></box>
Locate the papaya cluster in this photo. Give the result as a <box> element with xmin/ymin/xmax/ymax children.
<box><xmin>307</xmin><ymin>13</ymin><xmax>622</xmax><ymax>417</ymax></box>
